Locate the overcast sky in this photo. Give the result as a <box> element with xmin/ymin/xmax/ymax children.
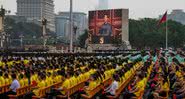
<box><xmin>1</xmin><ymin>0</ymin><xmax>185</xmax><ymax>19</ymax></box>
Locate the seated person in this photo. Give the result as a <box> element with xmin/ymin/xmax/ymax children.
<box><xmin>49</xmin><ymin>72</ymin><xmax>71</xmax><ymax>97</ymax></box>
<box><xmin>128</xmin><ymin>73</ymin><xmax>145</xmax><ymax>98</ymax></box>
<box><xmin>76</xmin><ymin>74</ymin><xmax>97</xmax><ymax>99</ymax></box>
<box><xmin>153</xmin><ymin>77</ymin><xmax>169</xmax><ymax>98</ymax></box>
<box><xmin>4</xmin><ymin>73</ymin><xmax>11</xmax><ymax>85</ymax></box>
<box><xmin>18</xmin><ymin>73</ymin><xmax>25</xmax><ymax>87</ymax></box>
<box><xmin>85</xmin><ymin>74</ymin><xmax>97</xmax><ymax>91</ymax></box>
<box><xmin>0</xmin><ymin>70</ymin><xmax>5</xmax><ymax>86</ymax></box>
<box><xmin>32</xmin><ymin>74</ymin><xmax>47</xmax><ymax>96</ymax></box>
<box><xmin>1</xmin><ymin>73</ymin><xmax>20</xmax><ymax>99</ymax></box>
<box><xmin>172</xmin><ymin>77</ymin><xmax>185</xmax><ymax>99</ymax></box>
<box><xmin>24</xmin><ymin>74</ymin><xmax>47</xmax><ymax>99</ymax></box>
<box><xmin>105</xmin><ymin>74</ymin><xmax>119</xmax><ymax>96</ymax></box>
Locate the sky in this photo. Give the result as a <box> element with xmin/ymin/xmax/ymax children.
<box><xmin>1</xmin><ymin>0</ymin><xmax>185</xmax><ymax>19</ymax></box>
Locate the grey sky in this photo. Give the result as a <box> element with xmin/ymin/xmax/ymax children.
<box><xmin>1</xmin><ymin>0</ymin><xmax>185</xmax><ymax>19</ymax></box>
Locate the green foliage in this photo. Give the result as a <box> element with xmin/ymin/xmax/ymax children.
<box><xmin>129</xmin><ymin>18</ymin><xmax>185</xmax><ymax>49</ymax></box>
<box><xmin>4</xmin><ymin>16</ymin><xmax>185</xmax><ymax>48</ymax></box>
<box><xmin>4</xmin><ymin>16</ymin><xmax>56</xmax><ymax>46</ymax></box>
<box><xmin>112</xmin><ymin>33</ymin><xmax>122</xmax><ymax>47</ymax></box>
<box><xmin>78</xmin><ymin>29</ymin><xmax>88</xmax><ymax>48</ymax></box>
<box><xmin>4</xmin><ymin>17</ymin><xmax>43</xmax><ymax>39</ymax></box>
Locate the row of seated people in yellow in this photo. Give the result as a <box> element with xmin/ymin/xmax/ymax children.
<box><xmin>85</xmin><ymin>68</ymin><xmax>115</xmax><ymax>91</ymax></box>
<box><xmin>29</xmin><ymin>64</ymin><xmax>94</xmax><ymax>88</ymax></box>
<box><xmin>115</xmin><ymin>61</ymin><xmax>143</xmax><ymax>88</ymax></box>
<box><xmin>0</xmin><ymin>59</ymin><xmax>30</xmax><ymax>68</ymax></box>
<box><xmin>32</xmin><ymin>74</ymin><xmax>47</xmax><ymax>96</ymax></box>
<box><xmin>18</xmin><ymin>73</ymin><xmax>29</xmax><ymax>87</ymax></box>
<box><xmin>33</xmin><ymin>64</ymin><xmax>115</xmax><ymax>99</ymax></box>
<box><xmin>28</xmin><ymin>67</ymin><xmax>96</xmax><ymax>97</ymax></box>
<box><xmin>101</xmin><ymin>60</ymin><xmax>144</xmax><ymax>98</ymax></box>
<box><xmin>123</xmin><ymin>60</ymin><xmax>153</xmax><ymax>98</ymax></box>
<box><xmin>169</xmin><ymin>63</ymin><xmax>185</xmax><ymax>99</ymax></box>
<box><xmin>149</xmin><ymin>72</ymin><xmax>169</xmax><ymax>98</ymax></box>
<box><xmin>76</xmin><ymin>59</ymin><xmax>144</xmax><ymax>99</ymax></box>
<box><xmin>23</xmin><ymin>72</ymin><xmax>54</xmax><ymax>98</ymax></box>
<box><xmin>58</xmin><ymin>68</ymin><xmax>96</xmax><ymax>95</ymax></box>
<box><xmin>31</xmin><ymin>71</ymin><xmax>62</xmax><ymax>87</ymax></box>
<box><xmin>69</xmin><ymin>66</ymin><xmax>116</xmax><ymax>99</ymax></box>
<box><xmin>0</xmin><ymin>72</ymin><xmax>12</xmax><ymax>86</ymax></box>
<box><xmin>102</xmin><ymin>61</ymin><xmax>142</xmax><ymax>98</ymax></box>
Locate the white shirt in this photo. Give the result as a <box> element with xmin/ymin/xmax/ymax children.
<box><xmin>105</xmin><ymin>81</ymin><xmax>118</xmax><ymax>95</ymax></box>
<box><xmin>10</xmin><ymin>79</ymin><xmax>20</xmax><ymax>92</ymax></box>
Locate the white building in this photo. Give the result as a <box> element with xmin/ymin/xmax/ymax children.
<box><xmin>168</xmin><ymin>9</ymin><xmax>185</xmax><ymax>25</ymax></box>
<box><xmin>17</xmin><ymin>0</ymin><xmax>55</xmax><ymax>32</ymax></box>
<box><xmin>55</xmin><ymin>12</ymin><xmax>87</xmax><ymax>41</ymax></box>
<box><xmin>159</xmin><ymin>9</ymin><xmax>185</xmax><ymax>25</ymax></box>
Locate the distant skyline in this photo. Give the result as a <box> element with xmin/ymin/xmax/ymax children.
<box><xmin>1</xmin><ymin>0</ymin><xmax>185</xmax><ymax>19</ymax></box>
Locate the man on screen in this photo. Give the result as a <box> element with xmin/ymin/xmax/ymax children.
<box><xmin>99</xmin><ymin>15</ymin><xmax>113</xmax><ymax>36</ymax></box>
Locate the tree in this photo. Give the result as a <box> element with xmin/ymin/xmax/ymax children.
<box><xmin>129</xmin><ymin>18</ymin><xmax>185</xmax><ymax>49</ymax></box>
<box><xmin>112</xmin><ymin>33</ymin><xmax>122</xmax><ymax>47</ymax></box>
<box><xmin>78</xmin><ymin>29</ymin><xmax>88</xmax><ymax>48</ymax></box>
<box><xmin>4</xmin><ymin>16</ymin><xmax>55</xmax><ymax>46</ymax></box>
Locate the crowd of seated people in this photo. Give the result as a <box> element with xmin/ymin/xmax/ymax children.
<box><xmin>0</xmin><ymin>53</ymin><xmax>132</xmax><ymax>99</ymax></box>
<box><xmin>122</xmin><ymin>58</ymin><xmax>153</xmax><ymax>99</ymax></box>
<box><xmin>142</xmin><ymin>50</ymin><xmax>185</xmax><ymax>99</ymax></box>
<box><xmin>0</xmin><ymin>49</ymin><xmax>184</xmax><ymax>99</ymax></box>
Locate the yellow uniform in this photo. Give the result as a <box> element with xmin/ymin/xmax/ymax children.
<box><xmin>77</xmin><ymin>74</ymin><xmax>83</xmax><ymax>82</ymax></box>
<box><xmin>134</xmin><ymin>80</ymin><xmax>145</xmax><ymax>97</ymax></box>
<box><xmin>60</xmin><ymin>79</ymin><xmax>70</xmax><ymax>94</ymax></box>
<box><xmin>33</xmin><ymin>80</ymin><xmax>46</xmax><ymax>96</ymax></box>
<box><xmin>5</xmin><ymin>78</ymin><xmax>11</xmax><ymax>85</ymax></box>
<box><xmin>19</xmin><ymin>79</ymin><xmax>25</xmax><ymax>87</ymax></box>
<box><xmin>69</xmin><ymin>76</ymin><xmax>77</xmax><ymax>87</ymax></box>
<box><xmin>106</xmin><ymin>70</ymin><xmax>111</xmax><ymax>77</ymax></box>
<box><xmin>31</xmin><ymin>74</ymin><xmax>38</xmax><ymax>82</ymax></box>
<box><xmin>88</xmin><ymin>81</ymin><xmax>97</xmax><ymax>90</ymax></box>
<box><xmin>53</xmin><ymin>75</ymin><xmax>61</xmax><ymax>83</ymax></box>
<box><xmin>121</xmin><ymin>76</ymin><xmax>125</xmax><ymax>83</ymax></box>
<box><xmin>162</xmin><ymin>82</ymin><xmax>169</xmax><ymax>91</ymax></box>
<box><xmin>96</xmin><ymin>78</ymin><xmax>101</xmax><ymax>85</ymax></box>
<box><xmin>176</xmin><ymin>71</ymin><xmax>182</xmax><ymax>77</ymax></box>
<box><xmin>83</xmin><ymin>72</ymin><xmax>90</xmax><ymax>80</ymax></box>
<box><xmin>125</xmin><ymin>71</ymin><xmax>130</xmax><ymax>79</ymax></box>
<box><xmin>24</xmin><ymin>78</ymin><xmax>29</xmax><ymax>86</ymax></box>
<box><xmin>57</xmin><ymin>75</ymin><xmax>62</xmax><ymax>82</ymax></box>
<box><xmin>24</xmin><ymin>59</ymin><xmax>29</xmax><ymax>65</ymax></box>
<box><xmin>85</xmin><ymin>80</ymin><xmax>97</xmax><ymax>96</ymax></box>
<box><xmin>0</xmin><ymin>61</ymin><xmax>3</xmax><ymax>67</ymax></box>
<box><xmin>0</xmin><ymin>76</ymin><xmax>5</xmax><ymax>86</ymax></box>
<box><xmin>110</xmin><ymin>69</ymin><xmax>115</xmax><ymax>75</ymax></box>
<box><xmin>46</xmin><ymin>76</ymin><xmax>53</xmax><ymax>86</ymax></box>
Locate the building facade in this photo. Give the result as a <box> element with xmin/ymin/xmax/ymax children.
<box><xmin>55</xmin><ymin>16</ymin><xmax>69</xmax><ymax>37</ymax></box>
<box><xmin>159</xmin><ymin>9</ymin><xmax>185</xmax><ymax>25</ymax></box>
<box><xmin>17</xmin><ymin>0</ymin><xmax>55</xmax><ymax>32</ymax></box>
<box><xmin>55</xmin><ymin>12</ymin><xmax>87</xmax><ymax>41</ymax></box>
<box><xmin>168</xmin><ymin>9</ymin><xmax>185</xmax><ymax>25</ymax></box>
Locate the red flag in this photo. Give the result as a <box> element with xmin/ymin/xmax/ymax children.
<box><xmin>158</xmin><ymin>11</ymin><xmax>167</xmax><ymax>25</ymax></box>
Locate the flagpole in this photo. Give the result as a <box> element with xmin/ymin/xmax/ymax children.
<box><xmin>69</xmin><ymin>0</ymin><xmax>73</xmax><ymax>53</ymax></box>
<box><xmin>166</xmin><ymin>11</ymin><xmax>168</xmax><ymax>49</ymax></box>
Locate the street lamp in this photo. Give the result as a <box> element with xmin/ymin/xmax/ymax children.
<box><xmin>41</xmin><ymin>17</ymin><xmax>48</xmax><ymax>48</ymax></box>
<box><xmin>73</xmin><ymin>25</ymin><xmax>78</xmax><ymax>41</ymax></box>
<box><xmin>19</xmin><ymin>34</ymin><xmax>24</xmax><ymax>48</ymax></box>
<box><xmin>4</xmin><ymin>26</ymin><xmax>12</xmax><ymax>49</ymax></box>
<box><xmin>0</xmin><ymin>5</ymin><xmax>10</xmax><ymax>49</ymax></box>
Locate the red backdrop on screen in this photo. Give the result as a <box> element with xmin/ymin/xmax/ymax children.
<box><xmin>89</xmin><ymin>9</ymin><xmax>122</xmax><ymax>44</ymax></box>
